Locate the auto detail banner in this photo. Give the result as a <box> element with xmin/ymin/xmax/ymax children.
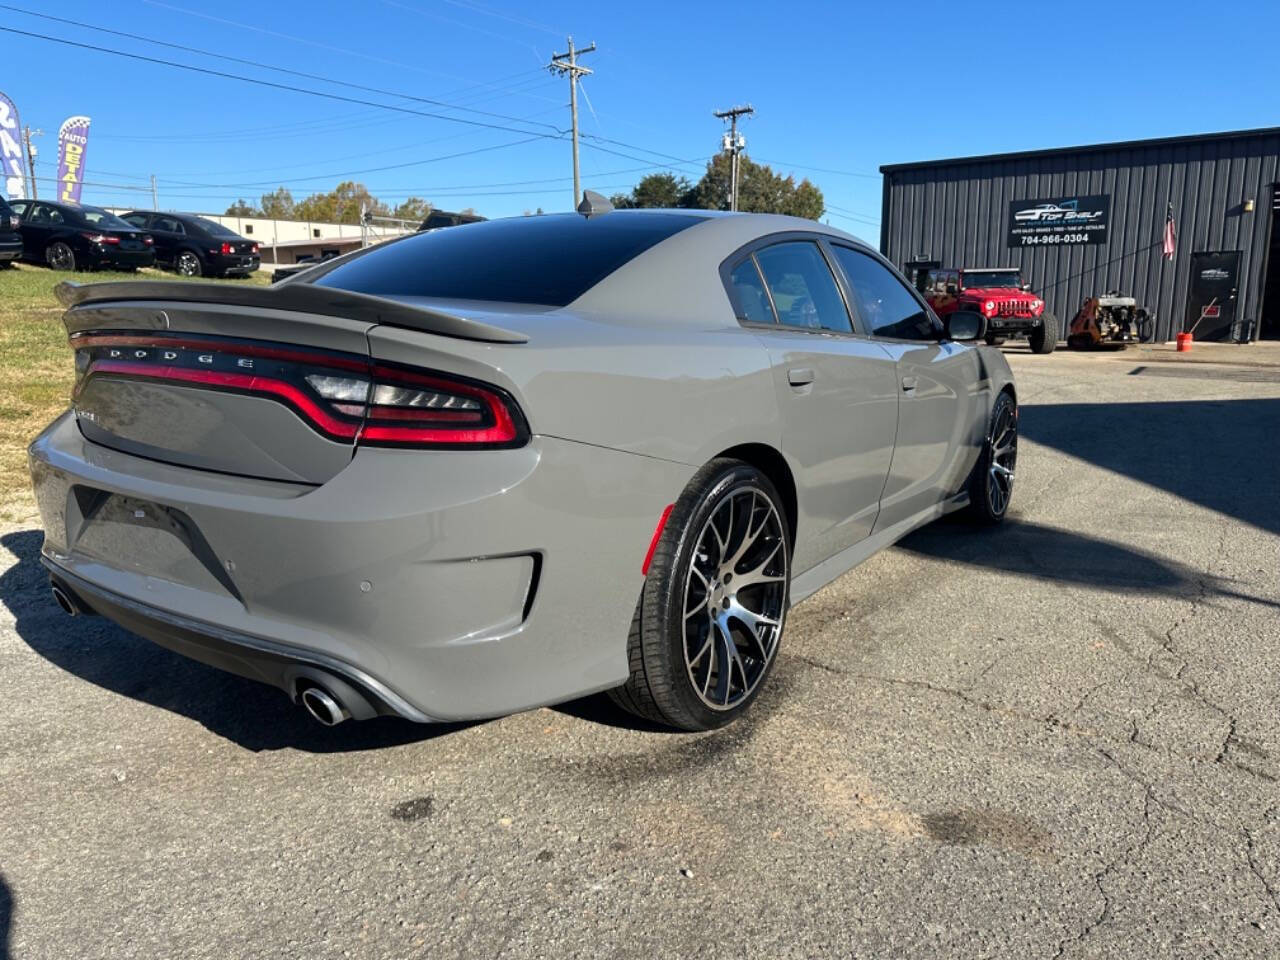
<box><xmin>1007</xmin><ymin>194</ymin><xmax>1110</xmax><ymax>247</ymax></box>
<box><xmin>0</xmin><ymin>91</ymin><xmax>25</xmax><ymax>199</ymax></box>
<box><xmin>56</xmin><ymin>115</ymin><xmax>92</xmax><ymax>205</ymax></box>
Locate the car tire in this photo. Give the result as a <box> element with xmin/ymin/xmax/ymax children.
<box><xmin>610</xmin><ymin>458</ymin><xmax>791</xmax><ymax>731</ymax></box>
<box><xmin>984</xmin><ymin>333</ymin><xmax>1005</xmax><ymax>346</ymax></box>
<box><xmin>45</xmin><ymin>241</ymin><xmax>77</xmax><ymax>272</ymax></box>
<box><xmin>175</xmin><ymin>251</ymin><xmax>204</xmax><ymax>277</ymax></box>
<box><xmin>1029</xmin><ymin>312</ymin><xmax>1057</xmax><ymax>354</ymax></box>
<box><xmin>966</xmin><ymin>390</ymin><xmax>1017</xmax><ymax>524</ymax></box>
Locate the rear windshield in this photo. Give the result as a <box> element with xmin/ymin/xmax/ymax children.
<box><xmin>81</xmin><ymin>207</ymin><xmax>134</xmax><ymax>229</ymax></box>
<box><xmin>313</xmin><ymin>212</ymin><xmax>705</xmax><ymax>306</ymax></box>
<box><xmin>193</xmin><ymin>216</ymin><xmax>239</xmax><ymax>237</ymax></box>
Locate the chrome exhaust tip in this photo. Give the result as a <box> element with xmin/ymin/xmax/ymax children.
<box><xmin>299</xmin><ymin>685</ymin><xmax>351</xmax><ymax>726</ymax></box>
<box><xmin>51</xmin><ymin>584</ymin><xmax>77</xmax><ymax>617</ymax></box>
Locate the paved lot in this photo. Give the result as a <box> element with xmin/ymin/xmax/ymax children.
<box><xmin>2</xmin><ymin>346</ymin><xmax>1278</xmax><ymax>959</ymax></box>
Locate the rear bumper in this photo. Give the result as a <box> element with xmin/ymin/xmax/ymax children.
<box><xmin>30</xmin><ymin>411</ymin><xmax>693</xmax><ymax>721</ymax></box>
<box><xmin>46</xmin><ymin>563</ymin><xmax>433</xmax><ymax>721</ymax></box>
<box><xmin>96</xmin><ymin>248</ymin><xmax>155</xmax><ymax>269</ymax></box>
<box><xmin>0</xmin><ymin>236</ymin><xmax>22</xmax><ymax>260</ymax></box>
<box><xmin>209</xmin><ymin>254</ymin><xmax>260</xmax><ymax>275</ymax></box>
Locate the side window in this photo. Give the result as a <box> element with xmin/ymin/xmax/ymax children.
<box><xmin>123</xmin><ymin>214</ymin><xmax>149</xmax><ymax>228</ymax></box>
<box><xmin>29</xmin><ymin>204</ymin><xmax>52</xmax><ymax>224</ymax></box>
<box><xmin>155</xmin><ymin>217</ymin><xmax>182</xmax><ymax>233</ymax></box>
<box><xmin>47</xmin><ymin>206</ymin><xmax>66</xmax><ymax>225</ymax></box>
<box><xmin>830</xmin><ymin>246</ymin><xmax>938</xmax><ymax>341</ymax></box>
<box><xmin>9</xmin><ymin>200</ymin><xmax>30</xmax><ymax>219</ymax></box>
<box><xmin>727</xmin><ymin>257</ymin><xmax>776</xmax><ymax>325</ymax></box>
<box><xmin>753</xmin><ymin>241</ymin><xmax>852</xmax><ymax>333</ymax></box>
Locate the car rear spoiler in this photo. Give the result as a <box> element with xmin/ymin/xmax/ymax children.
<box><xmin>54</xmin><ymin>280</ymin><xmax>529</xmax><ymax>345</ymax></box>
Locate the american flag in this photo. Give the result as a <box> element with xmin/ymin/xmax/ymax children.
<box><xmin>1162</xmin><ymin>204</ymin><xmax>1176</xmax><ymax>260</ymax></box>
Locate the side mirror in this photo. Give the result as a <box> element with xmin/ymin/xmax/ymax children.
<box><xmin>945</xmin><ymin>283</ymin><xmax>958</xmax><ymax>295</ymax></box>
<box><xmin>945</xmin><ymin>310</ymin><xmax>987</xmax><ymax>342</ymax></box>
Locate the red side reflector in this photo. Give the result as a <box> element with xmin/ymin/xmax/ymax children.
<box><xmin>641</xmin><ymin>504</ymin><xmax>674</xmax><ymax>575</ymax></box>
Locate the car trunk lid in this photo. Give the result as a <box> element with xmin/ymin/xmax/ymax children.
<box><xmin>58</xmin><ymin>281</ymin><xmax>530</xmax><ymax>484</ymax></box>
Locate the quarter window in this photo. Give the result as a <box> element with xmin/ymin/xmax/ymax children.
<box><xmin>829</xmin><ymin>246</ymin><xmax>937</xmax><ymax>341</ymax></box>
<box><xmin>727</xmin><ymin>258</ymin><xmax>775</xmax><ymax>325</ymax></box>
<box><xmin>753</xmin><ymin>241</ymin><xmax>852</xmax><ymax>334</ymax></box>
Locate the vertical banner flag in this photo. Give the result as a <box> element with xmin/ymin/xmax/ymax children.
<box><xmin>0</xmin><ymin>91</ymin><xmax>25</xmax><ymax>199</ymax></box>
<box><xmin>56</xmin><ymin>115</ymin><xmax>92</xmax><ymax>205</ymax></box>
<box><xmin>1162</xmin><ymin>203</ymin><xmax>1177</xmax><ymax>261</ymax></box>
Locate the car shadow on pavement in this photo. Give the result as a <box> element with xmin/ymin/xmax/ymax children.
<box><xmin>0</xmin><ymin>530</ymin><xmax>474</xmax><ymax>753</ymax></box>
<box><xmin>898</xmin><ymin>517</ymin><xmax>1278</xmax><ymax>609</ymax></box>
<box><xmin>0</xmin><ymin>872</ymin><xmax>10</xmax><ymax>960</ymax></box>
<box><xmin>1019</xmin><ymin>397</ymin><xmax>1280</xmax><ymax>536</ymax></box>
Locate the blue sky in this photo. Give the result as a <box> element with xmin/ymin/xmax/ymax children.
<box><xmin>2</xmin><ymin>0</ymin><xmax>1277</xmax><ymax>243</ymax></box>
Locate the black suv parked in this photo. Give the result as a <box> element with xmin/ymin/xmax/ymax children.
<box><xmin>0</xmin><ymin>196</ymin><xmax>22</xmax><ymax>265</ymax></box>
<box><xmin>122</xmin><ymin>210</ymin><xmax>259</xmax><ymax>278</ymax></box>
<box><xmin>10</xmin><ymin>199</ymin><xmax>155</xmax><ymax>271</ymax></box>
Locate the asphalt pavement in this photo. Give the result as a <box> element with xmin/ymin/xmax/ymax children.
<box><xmin>2</xmin><ymin>345</ymin><xmax>1278</xmax><ymax>959</ymax></box>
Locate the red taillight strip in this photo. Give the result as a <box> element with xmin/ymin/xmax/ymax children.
<box><xmin>70</xmin><ymin>334</ymin><xmax>368</xmax><ymax>373</ymax></box>
<box><xmin>367</xmin><ymin>363</ymin><xmax>518</xmax><ymax>444</ymax></box>
<box><xmin>86</xmin><ymin>360</ymin><xmax>360</xmax><ymax>439</ymax></box>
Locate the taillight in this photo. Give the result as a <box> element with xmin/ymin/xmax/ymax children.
<box><xmin>305</xmin><ymin>363</ymin><xmax>522</xmax><ymax>446</ymax></box>
<box><xmin>143</xmin><ymin>235</ymin><xmax>154</xmax><ymax>246</ymax></box>
<box><xmin>68</xmin><ymin>331</ymin><xmax>528</xmax><ymax>449</ymax></box>
<box><xmin>220</xmin><ymin>242</ymin><xmax>233</xmax><ymax>255</ymax></box>
<box><xmin>251</xmin><ymin>243</ymin><xmax>259</xmax><ymax>254</ymax></box>
<box><xmin>83</xmin><ymin>233</ymin><xmax>120</xmax><ymax>245</ymax></box>
<box><xmin>8</xmin><ymin>215</ymin><xmax>18</xmax><ymax>230</ymax></box>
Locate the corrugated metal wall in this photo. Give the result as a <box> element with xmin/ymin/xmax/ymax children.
<box><xmin>880</xmin><ymin>131</ymin><xmax>1280</xmax><ymax>342</ymax></box>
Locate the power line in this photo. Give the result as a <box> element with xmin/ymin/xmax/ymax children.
<box><xmin>0</xmin><ymin>26</ymin><xmax>569</xmax><ymax>141</ymax></box>
<box><xmin>0</xmin><ymin>6</ymin><xmax>561</xmax><ymax>134</ymax></box>
<box><xmin>138</xmin><ymin>0</ymin><xmax>559</xmax><ymax>103</ymax></box>
<box><xmin>755</xmin><ymin>158</ymin><xmax>880</xmax><ymax>179</ymax></box>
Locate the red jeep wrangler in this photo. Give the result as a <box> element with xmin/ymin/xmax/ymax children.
<box><xmin>917</xmin><ymin>267</ymin><xmax>1056</xmax><ymax>354</ymax></box>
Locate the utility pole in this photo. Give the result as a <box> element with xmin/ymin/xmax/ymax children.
<box><xmin>150</xmin><ymin>174</ymin><xmax>159</xmax><ymax>209</ymax></box>
<box><xmin>22</xmin><ymin>126</ymin><xmax>41</xmax><ymax>199</ymax></box>
<box><xmin>713</xmin><ymin>105</ymin><xmax>753</xmax><ymax>211</ymax></box>
<box><xmin>548</xmin><ymin>36</ymin><xmax>596</xmax><ymax>208</ymax></box>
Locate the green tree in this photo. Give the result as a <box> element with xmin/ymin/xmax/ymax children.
<box><xmin>691</xmin><ymin>154</ymin><xmax>825</xmax><ymax>220</ymax></box>
<box><xmin>224</xmin><ymin>198</ymin><xmax>259</xmax><ymax>216</ymax></box>
<box><xmin>610</xmin><ymin>172</ymin><xmax>695</xmax><ymax>210</ymax></box>
<box><xmin>294</xmin><ymin>181</ymin><xmax>388</xmax><ymax>224</ymax></box>
<box><xmin>258</xmin><ymin>187</ymin><xmax>295</xmax><ymax>220</ymax></box>
<box><xmin>391</xmin><ymin>197</ymin><xmax>432</xmax><ymax>222</ymax></box>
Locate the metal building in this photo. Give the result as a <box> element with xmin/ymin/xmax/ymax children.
<box><xmin>879</xmin><ymin>127</ymin><xmax>1280</xmax><ymax>343</ymax></box>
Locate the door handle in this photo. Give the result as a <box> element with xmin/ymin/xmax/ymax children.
<box><xmin>901</xmin><ymin>376</ymin><xmax>919</xmax><ymax>393</ymax></box>
<box><xmin>787</xmin><ymin>367</ymin><xmax>815</xmax><ymax>387</ymax></box>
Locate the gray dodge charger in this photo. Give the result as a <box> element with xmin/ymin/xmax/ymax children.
<box><xmin>29</xmin><ymin>208</ymin><xmax>1016</xmax><ymax>732</ymax></box>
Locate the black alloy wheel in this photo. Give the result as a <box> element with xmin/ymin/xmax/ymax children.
<box><xmin>611</xmin><ymin>459</ymin><xmax>791</xmax><ymax>731</ymax></box>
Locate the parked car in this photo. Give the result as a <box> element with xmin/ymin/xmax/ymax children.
<box><xmin>121</xmin><ymin>210</ymin><xmax>259</xmax><ymax>278</ymax></box>
<box><xmin>0</xmin><ymin>196</ymin><xmax>22</xmax><ymax>265</ymax></box>
<box><xmin>9</xmin><ymin>199</ymin><xmax>154</xmax><ymax>272</ymax></box>
<box><xmin>917</xmin><ymin>266</ymin><xmax>1056</xmax><ymax>353</ymax></box>
<box><xmin>31</xmin><ymin>211</ymin><xmax>1016</xmax><ymax>732</ymax></box>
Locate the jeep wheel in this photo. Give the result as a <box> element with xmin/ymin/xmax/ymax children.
<box><xmin>1029</xmin><ymin>312</ymin><xmax>1057</xmax><ymax>354</ymax></box>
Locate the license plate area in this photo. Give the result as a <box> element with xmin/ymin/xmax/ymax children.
<box><xmin>68</xmin><ymin>488</ymin><xmax>240</xmax><ymax>601</ymax></box>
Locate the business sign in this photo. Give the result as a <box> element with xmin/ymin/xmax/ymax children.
<box><xmin>1007</xmin><ymin>194</ymin><xmax>1110</xmax><ymax>247</ymax></box>
<box><xmin>0</xmin><ymin>91</ymin><xmax>25</xmax><ymax>199</ymax></box>
<box><xmin>56</xmin><ymin>115</ymin><xmax>91</xmax><ymax>205</ymax></box>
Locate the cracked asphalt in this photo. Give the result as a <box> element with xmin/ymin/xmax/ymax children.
<box><xmin>2</xmin><ymin>346</ymin><xmax>1278</xmax><ymax>959</ymax></box>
